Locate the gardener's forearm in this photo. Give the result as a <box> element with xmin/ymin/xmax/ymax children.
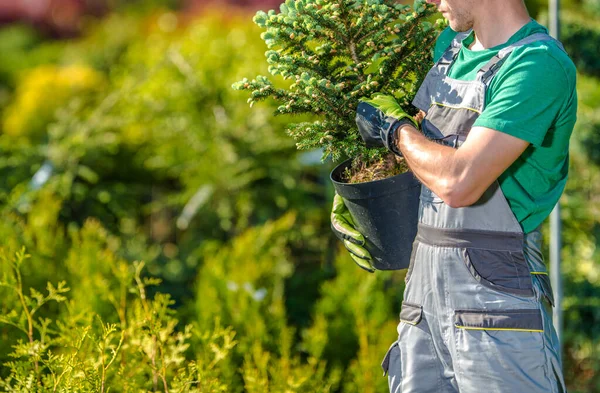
<box><xmin>395</xmin><ymin>123</ymin><xmax>530</xmax><ymax>207</ymax></box>
<box><xmin>395</xmin><ymin>125</ymin><xmax>472</xmax><ymax>207</ymax></box>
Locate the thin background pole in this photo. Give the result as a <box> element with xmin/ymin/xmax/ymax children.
<box><xmin>549</xmin><ymin>0</ymin><xmax>563</xmax><ymax>354</ymax></box>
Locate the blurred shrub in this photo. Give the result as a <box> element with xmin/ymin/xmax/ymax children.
<box><xmin>301</xmin><ymin>249</ymin><xmax>405</xmax><ymax>393</ymax></box>
<box><xmin>2</xmin><ymin>65</ymin><xmax>104</xmax><ymax>139</ymax></box>
<box><xmin>555</xmin><ymin>70</ymin><xmax>600</xmax><ymax>393</ymax></box>
<box><xmin>557</xmin><ymin>153</ymin><xmax>600</xmax><ymax>392</ymax></box>
<box><xmin>0</xmin><ymin>8</ymin><xmax>336</xmax><ymax>389</ymax></box>
<box><xmin>195</xmin><ymin>213</ymin><xmax>340</xmax><ymax>392</ymax></box>
<box><xmin>0</xmin><ymin>243</ymin><xmax>236</xmax><ymax>391</ymax></box>
<box><xmin>0</xmin><ymin>24</ymin><xmax>64</xmax><ymax>88</ymax></box>
<box><xmin>112</xmin><ymin>0</ymin><xmax>180</xmax><ymax>12</ymax></box>
<box><xmin>526</xmin><ymin>0</ymin><xmax>592</xmax><ymax>19</ymax></box>
<box><xmin>560</xmin><ymin>12</ymin><xmax>600</xmax><ymax>77</ymax></box>
<box><xmin>0</xmin><ymin>10</ymin><xmax>325</xmax><ymax>305</ymax></box>
<box><xmin>524</xmin><ymin>0</ymin><xmax>548</xmax><ymax>18</ymax></box>
<box><xmin>584</xmin><ymin>0</ymin><xmax>600</xmax><ymax>15</ymax></box>
<box><xmin>572</xmin><ymin>74</ymin><xmax>600</xmax><ymax>166</ymax></box>
<box><xmin>0</xmin><ymin>214</ymin><xmax>340</xmax><ymax>391</ymax></box>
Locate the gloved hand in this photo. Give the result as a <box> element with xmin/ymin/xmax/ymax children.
<box><xmin>355</xmin><ymin>93</ymin><xmax>419</xmax><ymax>156</ymax></box>
<box><xmin>330</xmin><ymin>192</ymin><xmax>375</xmax><ymax>273</ymax></box>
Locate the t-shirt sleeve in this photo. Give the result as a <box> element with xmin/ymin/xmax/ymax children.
<box><xmin>473</xmin><ymin>51</ymin><xmax>571</xmax><ymax>147</ymax></box>
<box><xmin>433</xmin><ymin>27</ymin><xmax>459</xmax><ymax>63</ymax></box>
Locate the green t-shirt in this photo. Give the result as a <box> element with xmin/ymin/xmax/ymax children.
<box><xmin>431</xmin><ymin>19</ymin><xmax>577</xmax><ymax>233</ymax></box>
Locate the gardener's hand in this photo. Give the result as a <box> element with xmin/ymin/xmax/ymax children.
<box><xmin>355</xmin><ymin>93</ymin><xmax>419</xmax><ymax>156</ymax></box>
<box><xmin>330</xmin><ymin>193</ymin><xmax>375</xmax><ymax>273</ymax></box>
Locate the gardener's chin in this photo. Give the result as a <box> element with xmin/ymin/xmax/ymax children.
<box><xmin>448</xmin><ymin>20</ymin><xmax>474</xmax><ymax>32</ymax></box>
<box><xmin>443</xmin><ymin>13</ymin><xmax>474</xmax><ymax>32</ymax></box>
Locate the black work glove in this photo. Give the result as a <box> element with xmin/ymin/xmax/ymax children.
<box><xmin>355</xmin><ymin>94</ymin><xmax>419</xmax><ymax>156</ymax></box>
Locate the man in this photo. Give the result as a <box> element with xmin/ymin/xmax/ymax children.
<box><xmin>331</xmin><ymin>0</ymin><xmax>577</xmax><ymax>392</ymax></box>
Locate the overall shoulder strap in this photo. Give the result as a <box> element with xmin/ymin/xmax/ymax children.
<box><xmin>411</xmin><ymin>29</ymin><xmax>473</xmax><ymax>112</ymax></box>
<box><xmin>435</xmin><ymin>29</ymin><xmax>473</xmax><ymax>76</ymax></box>
<box><xmin>476</xmin><ymin>33</ymin><xmax>566</xmax><ymax>85</ymax></box>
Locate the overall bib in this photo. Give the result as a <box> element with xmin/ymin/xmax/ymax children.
<box><xmin>381</xmin><ymin>32</ymin><xmax>567</xmax><ymax>393</ymax></box>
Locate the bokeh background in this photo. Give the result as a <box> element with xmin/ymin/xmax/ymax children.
<box><xmin>0</xmin><ymin>0</ymin><xmax>598</xmax><ymax>391</ymax></box>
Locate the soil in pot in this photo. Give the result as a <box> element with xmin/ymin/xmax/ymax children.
<box><xmin>343</xmin><ymin>153</ymin><xmax>410</xmax><ymax>184</ymax></box>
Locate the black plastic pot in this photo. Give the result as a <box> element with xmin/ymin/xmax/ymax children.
<box><xmin>330</xmin><ymin>159</ymin><xmax>420</xmax><ymax>270</ymax></box>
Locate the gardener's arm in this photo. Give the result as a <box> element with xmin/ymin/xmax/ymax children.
<box><xmin>396</xmin><ymin>125</ymin><xmax>529</xmax><ymax>208</ymax></box>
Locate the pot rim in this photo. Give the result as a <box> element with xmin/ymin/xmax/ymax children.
<box><xmin>330</xmin><ymin>157</ymin><xmax>415</xmax><ymax>185</ymax></box>
<box><xmin>330</xmin><ymin>157</ymin><xmax>421</xmax><ymax>200</ymax></box>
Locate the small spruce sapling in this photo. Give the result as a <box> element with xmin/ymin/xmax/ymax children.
<box><xmin>233</xmin><ymin>0</ymin><xmax>444</xmax><ymax>182</ymax></box>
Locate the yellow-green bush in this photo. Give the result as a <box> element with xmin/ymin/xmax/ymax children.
<box><xmin>2</xmin><ymin>65</ymin><xmax>104</xmax><ymax>139</ymax></box>
<box><xmin>0</xmin><ymin>214</ymin><xmax>339</xmax><ymax>392</ymax></box>
<box><xmin>0</xmin><ymin>243</ymin><xmax>236</xmax><ymax>391</ymax></box>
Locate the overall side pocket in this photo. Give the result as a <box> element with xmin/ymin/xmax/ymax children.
<box><xmin>462</xmin><ymin>248</ymin><xmax>534</xmax><ymax>297</ymax></box>
<box><xmin>383</xmin><ymin>302</ymin><xmax>423</xmax><ymax>391</ymax></box>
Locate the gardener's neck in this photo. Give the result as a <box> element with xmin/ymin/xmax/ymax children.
<box><xmin>469</xmin><ymin>3</ymin><xmax>531</xmax><ymax>51</ymax></box>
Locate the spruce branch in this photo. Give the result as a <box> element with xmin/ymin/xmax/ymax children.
<box><xmin>234</xmin><ymin>0</ymin><xmax>445</xmax><ymax>165</ymax></box>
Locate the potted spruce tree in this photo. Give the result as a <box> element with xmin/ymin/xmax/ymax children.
<box><xmin>233</xmin><ymin>0</ymin><xmax>443</xmax><ymax>270</ymax></box>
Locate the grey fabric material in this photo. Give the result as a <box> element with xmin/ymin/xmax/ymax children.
<box><xmin>454</xmin><ymin>309</ymin><xmax>543</xmax><ymax>331</ymax></box>
<box><xmin>419</xmin><ymin>181</ymin><xmax>524</xmax><ymax>232</ymax></box>
<box><xmin>420</xmin><ymin>104</ymin><xmax>480</xmax><ymax>146</ymax></box>
<box><xmin>524</xmin><ymin>226</ymin><xmax>556</xmax><ymax>307</ymax></box>
<box><xmin>384</xmin><ymin>30</ymin><xmax>566</xmax><ymax>393</ymax></box>
<box><xmin>399</xmin><ymin>302</ymin><xmax>423</xmax><ymax>325</ymax></box>
<box><xmin>416</xmin><ymin>223</ymin><xmax>524</xmax><ymax>251</ymax></box>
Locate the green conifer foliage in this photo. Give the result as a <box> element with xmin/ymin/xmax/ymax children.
<box><xmin>233</xmin><ymin>0</ymin><xmax>443</xmax><ymax>165</ymax></box>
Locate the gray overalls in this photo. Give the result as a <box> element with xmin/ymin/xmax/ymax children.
<box><xmin>381</xmin><ymin>31</ymin><xmax>567</xmax><ymax>393</ymax></box>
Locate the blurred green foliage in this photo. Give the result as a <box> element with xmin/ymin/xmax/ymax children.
<box><xmin>584</xmin><ymin>0</ymin><xmax>600</xmax><ymax>15</ymax></box>
<box><xmin>0</xmin><ymin>1</ymin><xmax>598</xmax><ymax>392</ymax></box>
<box><xmin>561</xmin><ymin>12</ymin><xmax>600</xmax><ymax>77</ymax></box>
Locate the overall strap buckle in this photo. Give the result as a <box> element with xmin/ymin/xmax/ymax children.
<box><xmin>478</xmin><ymin>55</ymin><xmax>508</xmax><ymax>85</ymax></box>
<box><xmin>435</xmin><ymin>29</ymin><xmax>473</xmax><ymax>76</ymax></box>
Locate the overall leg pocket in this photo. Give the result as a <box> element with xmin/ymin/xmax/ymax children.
<box><xmin>388</xmin><ymin>302</ymin><xmax>447</xmax><ymax>393</ymax></box>
<box><xmin>382</xmin><ymin>341</ymin><xmax>402</xmax><ymax>393</ymax></box>
<box><xmin>382</xmin><ymin>302</ymin><xmax>425</xmax><ymax>389</ymax></box>
<box><xmin>463</xmin><ymin>248</ymin><xmax>534</xmax><ymax>297</ymax></box>
<box><xmin>453</xmin><ymin>308</ymin><xmax>554</xmax><ymax>393</ymax></box>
